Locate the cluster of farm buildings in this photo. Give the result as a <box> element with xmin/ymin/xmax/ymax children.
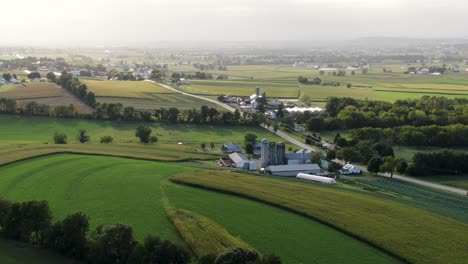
<box><xmin>219</xmin><ymin>138</ymin><xmax>361</xmax><ymax>183</ymax></box>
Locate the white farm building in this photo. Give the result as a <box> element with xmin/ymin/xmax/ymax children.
<box><xmin>265</xmin><ymin>164</ymin><xmax>321</xmax><ymax>177</ymax></box>
<box><xmin>296</xmin><ymin>173</ymin><xmax>336</xmax><ymax>184</ymax></box>
<box><xmin>340</xmin><ymin>164</ymin><xmax>361</xmax><ymax>175</ymax></box>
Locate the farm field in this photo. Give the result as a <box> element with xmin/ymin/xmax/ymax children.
<box><xmin>82</xmin><ymin>79</ymin><xmax>223</xmax><ymax>110</ymax></box>
<box><xmin>411</xmin><ymin>175</ymin><xmax>468</xmax><ymax>190</ymax></box>
<box><xmin>0</xmin><ymin>83</ymin><xmax>93</xmax><ymax>113</ymax></box>
<box><xmin>0</xmin><ymin>239</ymin><xmax>79</xmax><ymax>264</ymax></box>
<box><xmin>0</xmin><ymin>154</ymin><xmax>398</xmax><ymax>264</ymax></box>
<box><xmin>0</xmin><ymin>115</ymin><xmax>293</xmax><ymax>150</ymax></box>
<box><xmin>170</xmin><ymin>170</ymin><xmax>468</xmax><ymax>264</ymax></box>
<box><xmin>171</xmin><ymin>64</ymin><xmax>468</xmax><ymax>102</ymax></box>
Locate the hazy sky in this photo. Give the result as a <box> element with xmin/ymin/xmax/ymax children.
<box><xmin>2</xmin><ymin>0</ymin><xmax>467</xmax><ymax>46</ymax></box>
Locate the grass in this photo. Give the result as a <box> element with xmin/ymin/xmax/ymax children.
<box><xmin>0</xmin><ymin>83</ymin><xmax>92</xmax><ymax>113</ymax></box>
<box><xmin>166</xmin><ymin>208</ymin><xmax>253</xmax><ymax>257</ymax></box>
<box><xmin>0</xmin><ymin>154</ymin><xmax>397</xmax><ymax>264</ymax></box>
<box><xmin>411</xmin><ymin>175</ymin><xmax>468</xmax><ymax>190</ymax></box>
<box><xmin>0</xmin><ymin>115</ymin><xmax>294</xmax><ymax>151</ymax></box>
<box><xmin>0</xmin><ymin>239</ymin><xmax>80</xmax><ymax>264</ymax></box>
<box><xmin>393</xmin><ymin>146</ymin><xmax>468</xmax><ymax>161</ymax></box>
<box><xmin>170</xmin><ymin>170</ymin><xmax>468</xmax><ymax>264</ymax></box>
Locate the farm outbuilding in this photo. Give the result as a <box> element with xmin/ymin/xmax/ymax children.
<box><xmin>340</xmin><ymin>164</ymin><xmax>361</xmax><ymax>175</ymax></box>
<box><xmin>296</xmin><ymin>173</ymin><xmax>336</xmax><ymax>184</ymax></box>
<box><xmin>265</xmin><ymin>164</ymin><xmax>321</xmax><ymax>176</ymax></box>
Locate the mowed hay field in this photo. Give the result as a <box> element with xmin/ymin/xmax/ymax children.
<box><xmin>170</xmin><ymin>170</ymin><xmax>468</xmax><ymax>264</ymax></box>
<box><xmin>0</xmin><ymin>83</ymin><xmax>93</xmax><ymax>113</ymax></box>
<box><xmin>0</xmin><ymin>154</ymin><xmax>397</xmax><ymax>264</ymax></box>
<box><xmin>82</xmin><ymin>79</ymin><xmax>223</xmax><ymax>110</ymax></box>
<box><xmin>172</xmin><ymin>64</ymin><xmax>468</xmax><ymax>102</ymax></box>
<box><xmin>0</xmin><ymin>115</ymin><xmax>293</xmax><ymax>150</ymax></box>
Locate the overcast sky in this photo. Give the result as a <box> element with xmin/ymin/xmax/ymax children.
<box><xmin>2</xmin><ymin>0</ymin><xmax>468</xmax><ymax>46</ymax></box>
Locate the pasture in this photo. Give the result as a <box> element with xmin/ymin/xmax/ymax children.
<box><xmin>82</xmin><ymin>79</ymin><xmax>223</xmax><ymax>110</ymax></box>
<box><xmin>0</xmin><ymin>154</ymin><xmax>398</xmax><ymax>264</ymax></box>
<box><xmin>0</xmin><ymin>83</ymin><xmax>93</xmax><ymax>113</ymax></box>
<box><xmin>171</xmin><ymin>170</ymin><xmax>468</xmax><ymax>264</ymax></box>
<box><xmin>0</xmin><ymin>115</ymin><xmax>292</xmax><ymax>151</ymax></box>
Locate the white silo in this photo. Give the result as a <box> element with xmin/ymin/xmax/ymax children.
<box><xmin>276</xmin><ymin>142</ymin><xmax>286</xmax><ymax>165</ymax></box>
<box><xmin>261</xmin><ymin>138</ymin><xmax>269</xmax><ymax>167</ymax></box>
<box><xmin>269</xmin><ymin>142</ymin><xmax>276</xmax><ymax>166</ymax></box>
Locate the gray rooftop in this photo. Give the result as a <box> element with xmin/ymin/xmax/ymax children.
<box><xmin>229</xmin><ymin>152</ymin><xmax>248</xmax><ymax>164</ymax></box>
<box><xmin>266</xmin><ymin>164</ymin><xmax>320</xmax><ymax>172</ymax></box>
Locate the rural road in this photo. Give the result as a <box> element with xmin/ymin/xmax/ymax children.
<box><xmin>151</xmin><ymin>80</ymin><xmax>313</xmax><ymax>150</ymax></box>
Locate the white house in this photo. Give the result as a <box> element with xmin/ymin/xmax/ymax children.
<box><xmin>340</xmin><ymin>164</ymin><xmax>361</xmax><ymax>175</ymax></box>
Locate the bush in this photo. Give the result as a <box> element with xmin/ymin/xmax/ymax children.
<box><xmin>149</xmin><ymin>136</ymin><xmax>158</xmax><ymax>144</ymax></box>
<box><xmin>53</xmin><ymin>132</ymin><xmax>67</xmax><ymax>144</ymax></box>
<box><xmin>100</xmin><ymin>136</ymin><xmax>114</xmax><ymax>143</ymax></box>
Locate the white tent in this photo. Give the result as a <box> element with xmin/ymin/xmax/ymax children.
<box><xmin>296</xmin><ymin>173</ymin><xmax>336</xmax><ymax>184</ymax></box>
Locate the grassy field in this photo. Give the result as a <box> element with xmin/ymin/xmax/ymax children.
<box><xmin>0</xmin><ymin>239</ymin><xmax>80</xmax><ymax>264</ymax></box>
<box><xmin>409</xmin><ymin>175</ymin><xmax>468</xmax><ymax>190</ymax></box>
<box><xmin>0</xmin><ymin>83</ymin><xmax>92</xmax><ymax>113</ymax></box>
<box><xmin>166</xmin><ymin>208</ymin><xmax>253</xmax><ymax>257</ymax></box>
<box><xmin>170</xmin><ymin>170</ymin><xmax>468</xmax><ymax>264</ymax></box>
<box><xmin>0</xmin><ymin>115</ymin><xmax>293</xmax><ymax>151</ymax></box>
<box><xmin>0</xmin><ymin>154</ymin><xmax>397</xmax><ymax>264</ymax></box>
<box><xmin>82</xmin><ymin>79</ymin><xmax>223</xmax><ymax>110</ymax></box>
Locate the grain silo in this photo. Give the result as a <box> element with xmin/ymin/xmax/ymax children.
<box><xmin>269</xmin><ymin>142</ymin><xmax>276</xmax><ymax>166</ymax></box>
<box><xmin>261</xmin><ymin>138</ymin><xmax>269</xmax><ymax>167</ymax></box>
<box><xmin>276</xmin><ymin>142</ymin><xmax>286</xmax><ymax>165</ymax></box>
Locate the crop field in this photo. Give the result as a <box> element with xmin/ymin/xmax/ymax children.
<box><xmin>179</xmin><ymin>80</ymin><xmax>300</xmax><ymax>98</ymax></box>
<box><xmin>0</xmin><ymin>154</ymin><xmax>397</xmax><ymax>264</ymax></box>
<box><xmin>82</xmin><ymin>79</ymin><xmax>223</xmax><ymax>110</ymax></box>
<box><xmin>342</xmin><ymin>176</ymin><xmax>468</xmax><ymax>224</ymax></box>
<box><xmin>82</xmin><ymin>80</ymin><xmax>176</xmax><ymax>98</ymax></box>
<box><xmin>170</xmin><ymin>170</ymin><xmax>468</xmax><ymax>264</ymax></box>
<box><xmin>0</xmin><ymin>83</ymin><xmax>93</xmax><ymax>113</ymax></box>
<box><xmin>0</xmin><ymin>239</ymin><xmax>79</xmax><ymax>264</ymax></box>
<box><xmin>418</xmin><ymin>175</ymin><xmax>468</xmax><ymax>190</ymax></box>
<box><xmin>0</xmin><ymin>115</ymin><xmax>292</xmax><ymax>150</ymax></box>
<box><xmin>172</xmin><ymin>65</ymin><xmax>468</xmax><ymax>102</ymax></box>
<box><xmin>166</xmin><ymin>208</ymin><xmax>254</xmax><ymax>257</ymax></box>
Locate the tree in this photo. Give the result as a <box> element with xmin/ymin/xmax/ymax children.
<box><xmin>46</xmin><ymin>72</ymin><xmax>56</xmax><ymax>81</ymax></box>
<box><xmin>361</xmin><ymin>68</ymin><xmax>368</xmax><ymax>74</ymax></box>
<box><xmin>149</xmin><ymin>136</ymin><xmax>158</xmax><ymax>144</ymax></box>
<box><xmin>310</xmin><ymin>152</ymin><xmax>323</xmax><ymax>165</ymax></box>
<box><xmin>88</xmin><ymin>224</ymin><xmax>136</xmax><ymax>264</ymax></box>
<box><xmin>336</xmin><ymin>147</ymin><xmax>360</xmax><ymax>163</ymax></box>
<box><xmin>210</xmin><ymin>142</ymin><xmax>215</xmax><ymax>151</ymax></box>
<box><xmin>0</xmin><ymin>199</ymin><xmax>12</xmax><ymax>229</ymax></box>
<box><xmin>347</xmin><ymin>83</ymin><xmax>352</xmax><ymax>88</ymax></box>
<box><xmin>380</xmin><ymin>156</ymin><xmax>398</xmax><ymax>178</ymax></box>
<box><xmin>367</xmin><ymin>157</ymin><xmax>383</xmax><ymax>173</ymax></box>
<box><xmin>200</xmin><ymin>142</ymin><xmax>206</xmax><ymax>151</ymax></box>
<box><xmin>135</xmin><ymin>125</ymin><xmax>152</xmax><ymax>143</ymax></box>
<box><xmin>77</xmin><ymin>129</ymin><xmax>90</xmax><ymax>143</ymax></box>
<box><xmin>27</xmin><ymin>72</ymin><xmax>41</xmax><ymax>79</ymax></box>
<box><xmin>2</xmin><ymin>73</ymin><xmax>12</xmax><ymax>81</ymax></box>
<box><xmin>300</xmin><ymin>95</ymin><xmax>311</xmax><ymax>106</ymax></box>
<box><xmin>100</xmin><ymin>136</ymin><xmax>114</xmax><ymax>144</ymax></box>
<box><xmin>326</xmin><ymin>149</ymin><xmax>336</xmax><ymax>160</ymax></box>
<box><xmin>372</xmin><ymin>142</ymin><xmax>394</xmax><ymax>157</ymax></box>
<box><xmin>312</xmin><ymin>77</ymin><xmax>321</xmax><ymax>85</ymax></box>
<box><xmin>45</xmin><ymin>212</ymin><xmax>90</xmax><ymax>259</ymax></box>
<box><xmin>245</xmin><ymin>143</ymin><xmax>254</xmax><ymax>155</ymax></box>
<box><xmin>244</xmin><ymin>133</ymin><xmax>257</xmax><ymax>145</ymax></box>
<box><xmin>54</xmin><ymin>132</ymin><xmax>68</xmax><ymax>144</ymax></box>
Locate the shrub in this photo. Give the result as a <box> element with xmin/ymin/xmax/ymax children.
<box><xmin>53</xmin><ymin>132</ymin><xmax>67</xmax><ymax>144</ymax></box>
<box><xmin>100</xmin><ymin>136</ymin><xmax>114</xmax><ymax>144</ymax></box>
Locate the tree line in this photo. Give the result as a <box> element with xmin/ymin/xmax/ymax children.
<box><xmin>0</xmin><ymin>97</ymin><xmax>79</xmax><ymax>118</ymax></box>
<box><xmin>0</xmin><ymin>199</ymin><xmax>281</xmax><ymax>264</ymax></box>
<box><xmin>300</xmin><ymin>96</ymin><xmax>468</xmax><ymax>131</ymax></box>
<box><xmin>409</xmin><ymin>150</ymin><xmax>468</xmax><ymax>176</ymax></box>
<box><xmin>348</xmin><ymin>124</ymin><xmax>468</xmax><ymax>147</ymax></box>
<box><xmin>48</xmin><ymin>71</ymin><xmax>96</xmax><ymax>107</ymax></box>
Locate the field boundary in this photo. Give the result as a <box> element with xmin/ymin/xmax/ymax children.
<box><xmin>170</xmin><ymin>177</ymin><xmax>408</xmax><ymax>263</ymax></box>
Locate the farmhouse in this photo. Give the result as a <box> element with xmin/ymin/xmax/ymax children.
<box><xmin>340</xmin><ymin>164</ymin><xmax>361</xmax><ymax>175</ymax></box>
<box><xmin>221</xmin><ymin>142</ymin><xmax>241</xmax><ymax>153</ymax></box>
<box><xmin>265</xmin><ymin>164</ymin><xmax>321</xmax><ymax>176</ymax></box>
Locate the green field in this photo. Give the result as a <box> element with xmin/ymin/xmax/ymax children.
<box><xmin>0</xmin><ymin>154</ymin><xmax>398</xmax><ymax>264</ymax></box>
<box><xmin>170</xmin><ymin>65</ymin><xmax>468</xmax><ymax>102</ymax></box>
<box><xmin>171</xmin><ymin>170</ymin><xmax>468</xmax><ymax>264</ymax></box>
<box><xmin>0</xmin><ymin>115</ymin><xmax>291</xmax><ymax>150</ymax></box>
<box><xmin>82</xmin><ymin>80</ymin><xmax>176</xmax><ymax>98</ymax></box>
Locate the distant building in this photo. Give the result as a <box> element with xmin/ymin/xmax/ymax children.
<box><xmin>265</xmin><ymin>164</ymin><xmax>321</xmax><ymax>177</ymax></box>
<box><xmin>340</xmin><ymin>164</ymin><xmax>361</xmax><ymax>175</ymax></box>
<box><xmin>221</xmin><ymin>142</ymin><xmax>241</xmax><ymax>153</ymax></box>
<box><xmin>229</xmin><ymin>152</ymin><xmax>248</xmax><ymax>168</ymax></box>
<box><xmin>0</xmin><ymin>77</ymin><xmax>5</xmax><ymax>85</ymax></box>
<box><xmin>286</xmin><ymin>149</ymin><xmax>312</xmax><ymax>165</ymax></box>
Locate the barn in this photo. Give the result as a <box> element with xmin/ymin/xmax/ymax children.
<box><xmin>265</xmin><ymin>164</ymin><xmax>321</xmax><ymax>177</ymax></box>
